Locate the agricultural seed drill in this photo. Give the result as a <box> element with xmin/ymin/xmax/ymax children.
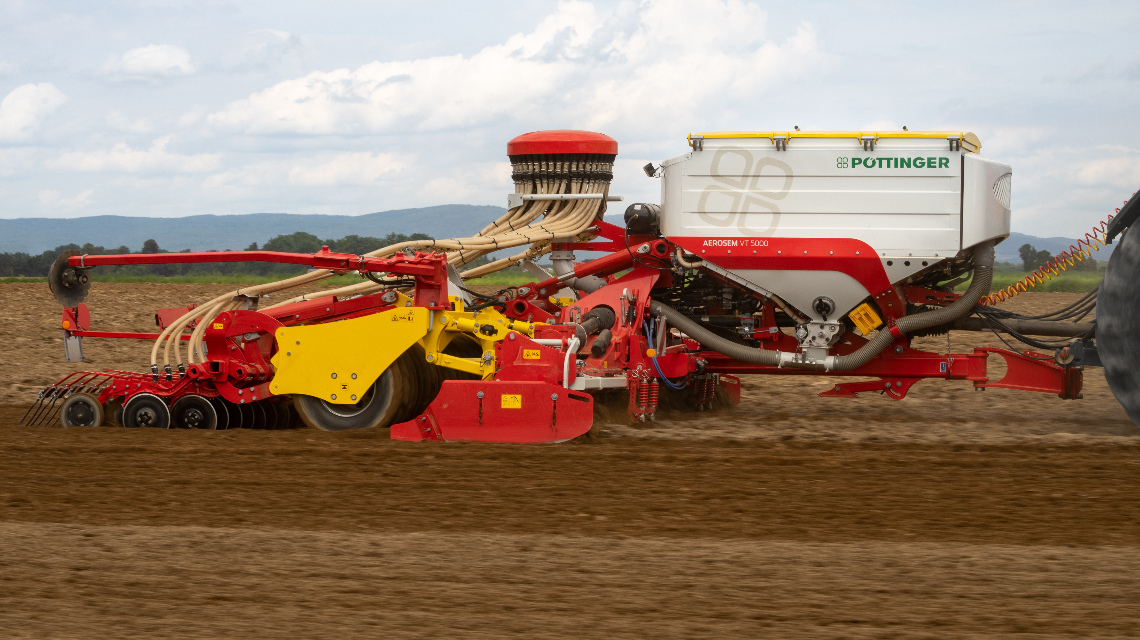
<box><xmin>23</xmin><ymin>130</ymin><xmax>1140</xmax><ymax>440</ymax></box>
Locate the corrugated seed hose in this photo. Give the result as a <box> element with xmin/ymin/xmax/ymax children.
<box><xmin>154</xmin><ymin>159</ymin><xmax>613</xmax><ymax>371</ymax></box>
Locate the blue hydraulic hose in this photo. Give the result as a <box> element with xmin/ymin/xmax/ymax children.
<box><xmin>643</xmin><ymin>319</ymin><xmax>687</xmax><ymax>390</ymax></box>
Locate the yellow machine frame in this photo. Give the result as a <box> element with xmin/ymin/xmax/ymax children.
<box><xmin>270</xmin><ymin>294</ymin><xmax>538</xmax><ymax>404</ymax></box>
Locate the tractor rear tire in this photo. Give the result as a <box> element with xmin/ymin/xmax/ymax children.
<box><xmin>292</xmin><ymin>365</ymin><xmax>403</xmax><ymax>431</ymax></box>
<box><xmin>1098</xmin><ymin>224</ymin><xmax>1140</xmax><ymax>427</ymax></box>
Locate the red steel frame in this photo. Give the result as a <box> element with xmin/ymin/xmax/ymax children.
<box><xmin>46</xmin><ymin>223</ymin><xmax>1082</xmax><ymax>428</ymax></box>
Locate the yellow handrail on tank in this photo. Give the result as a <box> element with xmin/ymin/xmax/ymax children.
<box><xmin>688</xmin><ymin>130</ymin><xmax>982</xmax><ymax>152</ymax></box>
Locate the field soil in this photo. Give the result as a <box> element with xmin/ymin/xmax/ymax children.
<box><xmin>1</xmin><ymin>282</ymin><xmax>1138</xmax><ymax>638</ymax></box>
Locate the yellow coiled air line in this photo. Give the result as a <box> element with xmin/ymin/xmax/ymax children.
<box><xmin>984</xmin><ymin>214</ymin><xmax>1114</xmax><ymax>305</ymax></box>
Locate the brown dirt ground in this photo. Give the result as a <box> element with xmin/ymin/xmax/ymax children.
<box><xmin>2</xmin><ymin>282</ymin><xmax>1139</xmax><ymax>638</ymax></box>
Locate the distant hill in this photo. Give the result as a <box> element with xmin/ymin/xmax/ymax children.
<box><xmin>997</xmin><ymin>232</ymin><xmax>1115</xmax><ymax>265</ymax></box>
<box><xmin>0</xmin><ymin>205</ymin><xmax>504</xmax><ymax>254</ymax></box>
<box><xmin>0</xmin><ymin>207</ymin><xmax>1118</xmax><ymax>266</ymax></box>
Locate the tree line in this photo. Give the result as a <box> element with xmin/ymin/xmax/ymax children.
<box><xmin>0</xmin><ymin>234</ymin><xmax>1095</xmax><ymax>278</ymax></box>
<box><xmin>0</xmin><ymin>231</ymin><xmax>493</xmax><ymax>277</ymax></box>
<box><xmin>1017</xmin><ymin>243</ymin><xmax>1098</xmax><ymax>272</ymax></box>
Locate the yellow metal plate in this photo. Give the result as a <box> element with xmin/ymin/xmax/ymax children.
<box><xmin>849</xmin><ymin>303</ymin><xmax>883</xmax><ymax>336</ymax></box>
<box><xmin>270</xmin><ymin>307</ymin><xmax>429</xmax><ymax>403</ymax></box>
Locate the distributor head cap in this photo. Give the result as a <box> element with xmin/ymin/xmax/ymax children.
<box><xmin>507</xmin><ymin>130</ymin><xmax>618</xmax><ymax>157</ymax></box>
<box><xmin>507</xmin><ymin>130</ymin><xmax>617</xmax><ymax>183</ymax></box>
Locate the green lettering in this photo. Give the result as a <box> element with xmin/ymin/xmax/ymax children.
<box><xmin>938</xmin><ymin>157</ymin><xmax>950</xmax><ymax>168</ymax></box>
<box><xmin>927</xmin><ymin>157</ymin><xmax>936</xmax><ymax>168</ymax></box>
<box><xmin>914</xmin><ymin>157</ymin><xmax>925</xmax><ymax>168</ymax></box>
<box><xmin>877</xmin><ymin>157</ymin><xmax>889</xmax><ymax>168</ymax></box>
<box><xmin>900</xmin><ymin>157</ymin><xmax>911</xmax><ymax>168</ymax></box>
<box><xmin>852</xmin><ymin>157</ymin><xmax>863</xmax><ymax>167</ymax></box>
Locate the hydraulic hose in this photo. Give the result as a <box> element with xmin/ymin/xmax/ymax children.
<box><xmin>651</xmin><ymin>240</ymin><xmax>995</xmax><ymax>372</ymax></box>
<box><xmin>832</xmin><ymin>240</ymin><xmax>994</xmax><ymax>370</ymax></box>
<box><xmin>649</xmin><ymin>301</ymin><xmax>781</xmax><ymax>367</ymax></box>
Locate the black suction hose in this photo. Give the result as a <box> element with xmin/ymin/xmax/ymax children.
<box><xmin>650</xmin><ymin>241</ymin><xmax>995</xmax><ymax>371</ymax></box>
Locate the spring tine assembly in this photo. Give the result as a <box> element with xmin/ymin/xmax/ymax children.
<box><xmin>21</xmin><ymin>371</ymin><xmax>111</xmax><ymax>427</ymax></box>
<box><xmin>18</xmin><ymin>386</ymin><xmax>52</xmax><ymax>426</ymax></box>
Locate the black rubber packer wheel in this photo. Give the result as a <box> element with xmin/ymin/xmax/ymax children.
<box><xmin>292</xmin><ymin>364</ymin><xmax>403</xmax><ymax>431</ymax></box>
<box><xmin>238</xmin><ymin>403</ymin><xmax>255</xmax><ymax>430</ymax></box>
<box><xmin>59</xmin><ymin>393</ymin><xmax>104</xmax><ymax>428</ymax></box>
<box><xmin>209</xmin><ymin>398</ymin><xmax>231</xmax><ymax>430</ymax></box>
<box><xmin>171</xmin><ymin>395</ymin><xmax>218</xmax><ymax>430</ymax></box>
<box><xmin>122</xmin><ymin>393</ymin><xmax>171</xmax><ymax>429</ymax></box>
<box><xmin>1098</xmin><ymin>224</ymin><xmax>1140</xmax><ymax>427</ymax></box>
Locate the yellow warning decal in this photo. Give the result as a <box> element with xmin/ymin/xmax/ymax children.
<box><xmin>849</xmin><ymin>303</ymin><xmax>883</xmax><ymax>335</ymax></box>
<box><xmin>501</xmin><ymin>394</ymin><xmax>522</xmax><ymax>409</ymax></box>
<box><xmin>212</xmin><ymin>323</ymin><xmax>225</xmax><ymax>330</ymax></box>
<box><xmin>523</xmin><ymin>349</ymin><xmax>541</xmax><ymax>360</ymax></box>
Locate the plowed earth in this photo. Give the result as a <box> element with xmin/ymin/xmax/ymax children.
<box><xmin>1</xmin><ymin>283</ymin><xmax>1138</xmax><ymax>639</ymax></box>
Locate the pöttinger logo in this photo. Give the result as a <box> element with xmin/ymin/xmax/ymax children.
<box><xmin>836</xmin><ymin>157</ymin><xmax>849</xmax><ymax>169</ymax></box>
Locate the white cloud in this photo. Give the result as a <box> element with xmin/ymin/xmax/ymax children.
<box><xmin>230</xmin><ymin>29</ymin><xmax>307</xmax><ymax>72</ymax></box>
<box><xmin>0</xmin><ymin>147</ymin><xmax>38</xmax><ymax>177</ymax></box>
<box><xmin>982</xmin><ymin>126</ymin><xmax>1054</xmax><ymax>156</ymax></box>
<box><xmin>101</xmin><ymin>44</ymin><xmax>195</xmax><ymax>81</ymax></box>
<box><xmin>287</xmin><ymin>152</ymin><xmax>404</xmax><ymax>186</ymax></box>
<box><xmin>105</xmin><ymin>110</ymin><xmax>155</xmax><ymax>134</ymax></box>
<box><xmin>38</xmin><ymin>188</ymin><xmax>94</xmax><ymax>212</ymax></box>
<box><xmin>208</xmin><ymin>0</ymin><xmax>827</xmax><ymax>137</ymax></box>
<box><xmin>1073</xmin><ymin>151</ymin><xmax>1140</xmax><ymax>189</ymax></box>
<box><xmin>203</xmin><ymin>151</ymin><xmax>407</xmax><ymax>191</ymax></box>
<box><xmin>49</xmin><ymin>136</ymin><xmax>220</xmax><ymax>173</ymax></box>
<box><xmin>0</xmin><ymin>83</ymin><xmax>67</xmax><ymax>141</ymax></box>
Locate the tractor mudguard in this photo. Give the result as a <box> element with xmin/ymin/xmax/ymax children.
<box><xmin>270</xmin><ymin>307</ymin><xmax>430</xmax><ymax>404</ymax></box>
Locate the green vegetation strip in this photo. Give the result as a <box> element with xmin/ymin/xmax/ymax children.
<box><xmin>955</xmin><ymin>271</ymin><xmax>1102</xmax><ymax>293</ymax></box>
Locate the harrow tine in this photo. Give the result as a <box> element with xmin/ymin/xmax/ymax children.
<box><xmin>18</xmin><ymin>387</ymin><xmax>51</xmax><ymax>426</ymax></box>
<box><xmin>35</xmin><ymin>375</ymin><xmax>104</xmax><ymax>427</ymax></box>
<box><xmin>31</xmin><ymin>391</ymin><xmax>63</xmax><ymax>427</ymax></box>
<box><xmin>26</xmin><ymin>386</ymin><xmax>64</xmax><ymax>427</ymax></box>
<box><xmin>40</xmin><ymin>387</ymin><xmax>77</xmax><ymax>427</ymax></box>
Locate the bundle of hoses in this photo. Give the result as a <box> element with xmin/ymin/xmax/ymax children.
<box><xmin>651</xmin><ymin>240</ymin><xmax>995</xmax><ymax>371</ymax></box>
<box><xmin>150</xmin><ymin>131</ymin><xmax>618</xmax><ymax>377</ymax></box>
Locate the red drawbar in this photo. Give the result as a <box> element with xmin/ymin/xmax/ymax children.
<box><xmin>507</xmin><ymin>130</ymin><xmax>618</xmax><ymax>156</ymax></box>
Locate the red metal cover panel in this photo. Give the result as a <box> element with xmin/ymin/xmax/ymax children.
<box><xmin>507</xmin><ymin>130</ymin><xmax>618</xmax><ymax>156</ymax></box>
<box><xmin>390</xmin><ymin>380</ymin><xmax>593</xmax><ymax>443</ymax></box>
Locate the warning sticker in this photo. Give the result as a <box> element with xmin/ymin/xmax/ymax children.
<box><xmin>500</xmin><ymin>394</ymin><xmax>522</xmax><ymax>409</ymax></box>
<box><xmin>212</xmin><ymin>323</ymin><xmax>225</xmax><ymax>330</ymax></box>
<box><xmin>523</xmin><ymin>349</ymin><xmax>541</xmax><ymax>360</ymax></box>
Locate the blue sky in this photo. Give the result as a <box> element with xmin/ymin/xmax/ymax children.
<box><xmin>0</xmin><ymin>0</ymin><xmax>1137</xmax><ymax>237</ymax></box>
